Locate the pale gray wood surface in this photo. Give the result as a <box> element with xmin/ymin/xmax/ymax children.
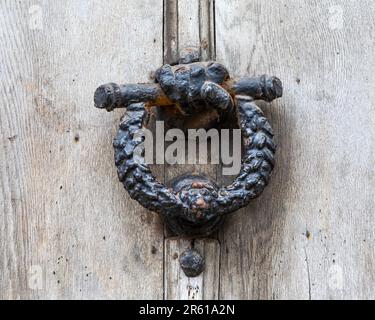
<box><xmin>1</xmin><ymin>0</ymin><xmax>375</xmax><ymax>300</ymax></box>
<box><xmin>216</xmin><ymin>0</ymin><xmax>375</xmax><ymax>300</ymax></box>
<box><xmin>163</xmin><ymin>0</ymin><xmax>217</xmax><ymax>184</ymax></box>
<box><xmin>162</xmin><ymin>0</ymin><xmax>219</xmax><ymax>300</ymax></box>
<box><xmin>164</xmin><ymin>238</ymin><xmax>220</xmax><ymax>300</ymax></box>
<box><xmin>0</xmin><ymin>0</ymin><xmax>164</xmax><ymax>300</ymax></box>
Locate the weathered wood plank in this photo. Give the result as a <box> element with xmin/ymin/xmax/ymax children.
<box><xmin>164</xmin><ymin>0</ymin><xmax>215</xmax><ymax>63</ymax></box>
<box><xmin>164</xmin><ymin>238</ymin><xmax>220</xmax><ymax>300</ymax></box>
<box><xmin>216</xmin><ymin>0</ymin><xmax>375</xmax><ymax>299</ymax></box>
<box><xmin>199</xmin><ymin>0</ymin><xmax>215</xmax><ymax>61</ymax></box>
<box><xmin>162</xmin><ymin>0</ymin><xmax>217</xmax><ymax>237</ymax></box>
<box><xmin>3</xmin><ymin>0</ymin><xmax>374</xmax><ymax>301</ymax></box>
<box><xmin>162</xmin><ymin>0</ymin><xmax>220</xmax><ymax>300</ymax></box>
<box><xmin>0</xmin><ymin>0</ymin><xmax>164</xmax><ymax>300</ymax></box>
<box><xmin>163</xmin><ymin>0</ymin><xmax>179</xmax><ymax>64</ymax></box>
<box><xmin>163</xmin><ymin>0</ymin><xmax>217</xmax><ymax>188</ymax></box>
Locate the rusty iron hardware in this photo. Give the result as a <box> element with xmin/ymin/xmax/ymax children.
<box><xmin>179</xmin><ymin>249</ymin><xmax>205</xmax><ymax>278</ymax></box>
<box><xmin>94</xmin><ymin>52</ymin><xmax>283</xmax><ymax>277</ymax></box>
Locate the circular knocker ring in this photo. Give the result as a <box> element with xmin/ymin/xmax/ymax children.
<box><xmin>94</xmin><ymin>53</ymin><xmax>282</xmax><ymax>274</ymax></box>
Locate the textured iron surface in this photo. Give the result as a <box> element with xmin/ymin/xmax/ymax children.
<box><xmin>179</xmin><ymin>249</ymin><xmax>205</xmax><ymax>278</ymax></box>
<box><xmin>96</xmin><ymin>60</ymin><xmax>282</xmax><ymax>237</ymax></box>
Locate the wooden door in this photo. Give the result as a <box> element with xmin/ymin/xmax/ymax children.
<box><xmin>1</xmin><ymin>0</ymin><xmax>374</xmax><ymax>300</ymax></box>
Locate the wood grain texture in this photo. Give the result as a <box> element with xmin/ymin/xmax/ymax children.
<box><xmin>162</xmin><ymin>0</ymin><xmax>220</xmax><ymax>300</ymax></box>
<box><xmin>2</xmin><ymin>0</ymin><xmax>375</xmax><ymax>301</ymax></box>
<box><xmin>215</xmin><ymin>0</ymin><xmax>375</xmax><ymax>299</ymax></box>
<box><xmin>163</xmin><ymin>0</ymin><xmax>217</xmax><ymax>187</ymax></box>
<box><xmin>164</xmin><ymin>238</ymin><xmax>220</xmax><ymax>300</ymax></box>
<box><xmin>0</xmin><ymin>0</ymin><xmax>164</xmax><ymax>300</ymax></box>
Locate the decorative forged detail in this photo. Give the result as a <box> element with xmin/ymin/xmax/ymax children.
<box><xmin>214</xmin><ymin>96</ymin><xmax>276</xmax><ymax>214</ymax></box>
<box><xmin>95</xmin><ymin>57</ymin><xmax>283</xmax><ymax>239</ymax></box>
<box><xmin>113</xmin><ymin>102</ymin><xmax>184</xmax><ymax>217</ymax></box>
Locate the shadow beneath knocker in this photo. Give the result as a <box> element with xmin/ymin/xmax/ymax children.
<box><xmin>217</xmin><ymin>98</ymin><xmax>294</xmax><ymax>299</ymax></box>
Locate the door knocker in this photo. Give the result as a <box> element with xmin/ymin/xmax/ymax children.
<box><xmin>94</xmin><ymin>52</ymin><xmax>282</xmax><ymax>276</ymax></box>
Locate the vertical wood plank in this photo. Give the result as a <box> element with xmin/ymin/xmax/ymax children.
<box><xmin>163</xmin><ymin>0</ymin><xmax>217</xmax><ymax>187</ymax></box>
<box><xmin>199</xmin><ymin>0</ymin><xmax>215</xmax><ymax>61</ymax></box>
<box><xmin>162</xmin><ymin>0</ymin><xmax>219</xmax><ymax>300</ymax></box>
<box><xmin>163</xmin><ymin>0</ymin><xmax>178</xmax><ymax>63</ymax></box>
<box><xmin>216</xmin><ymin>0</ymin><xmax>375</xmax><ymax>299</ymax></box>
<box><xmin>0</xmin><ymin>0</ymin><xmax>164</xmax><ymax>299</ymax></box>
<box><xmin>164</xmin><ymin>238</ymin><xmax>220</xmax><ymax>300</ymax></box>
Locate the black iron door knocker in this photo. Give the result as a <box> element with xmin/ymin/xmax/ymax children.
<box><xmin>94</xmin><ymin>51</ymin><xmax>282</xmax><ymax>276</ymax></box>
